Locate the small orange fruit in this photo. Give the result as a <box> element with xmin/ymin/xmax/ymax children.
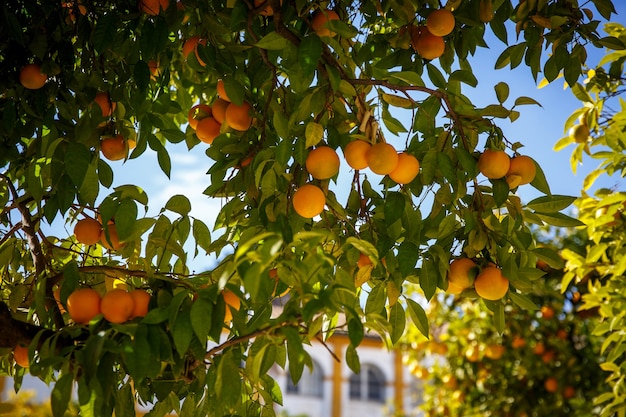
<box><xmin>212</xmin><ymin>97</ymin><xmax>229</xmax><ymax>124</ymax></box>
<box><xmin>357</xmin><ymin>253</ymin><xmax>373</xmax><ymax>268</ymax></box>
<box><xmin>293</xmin><ymin>184</ymin><xmax>326</xmax><ymax>218</ymax></box>
<box><xmin>511</xmin><ymin>336</ymin><xmax>526</xmax><ymax>349</ymax></box>
<box><xmin>225</xmin><ymin>101</ymin><xmax>253</xmax><ymax>131</ymax></box>
<box><xmin>426</xmin><ymin>9</ymin><xmax>455</xmax><ymax>37</ymax></box>
<box><xmin>130</xmin><ymin>289</ymin><xmax>151</xmax><ymax>318</ymax></box>
<box><xmin>311</xmin><ymin>9</ymin><xmax>340</xmax><ymax>37</ymax></box>
<box><xmin>544</xmin><ymin>377</ymin><xmax>559</xmax><ymax>393</ymax></box>
<box><xmin>19</xmin><ymin>63</ymin><xmax>47</xmax><ymax>90</ymax></box>
<box><xmin>53</xmin><ymin>286</ymin><xmax>67</xmax><ymax>314</ymax></box>
<box><xmin>411</xmin><ymin>26</ymin><xmax>445</xmax><ymax>60</ymax></box>
<box><xmin>388</xmin><ymin>152</ymin><xmax>420</xmax><ymax>184</ymax></box>
<box><xmin>474</xmin><ymin>266</ymin><xmax>509</xmax><ymax>300</ymax></box>
<box><xmin>100</xmin><ymin>222</ymin><xmax>125</xmax><ymax>251</ymax></box>
<box><xmin>94</xmin><ymin>92</ymin><xmax>116</xmax><ymax>117</ymax></box>
<box><xmin>188</xmin><ymin>103</ymin><xmax>212</xmax><ymax>130</ymax></box>
<box><xmin>506</xmin><ymin>155</ymin><xmax>536</xmax><ymax>188</ymax></box>
<box><xmin>447</xmin><ymin>258</ymin><xmax>477</xmax><ymax>294</ymax></box>
<box><xmin>216</xmin><ymin>79</ymin><xmax>231</xmax><ymax>102</ymax></box>
<box><xmin>540</xmin><ymin>305</ymin><xmax>555</xmax><ymax>319</ymax></box>
<box><xmin>182</xmin><ymin>36</ymin><xmax>207</xmax><ymax>66</ymax></box>
<box><xmin>67</xmin><ymin>288</ymin><xmax>102</xmax><ymax>324</ymax></box>
<box><xmin>196</xmin><ymin>116</ymin><xmax>222</xmax><ymax>144</ymax></box>
<box><xmin>148</xmin><ymin>59</ymin><xmax>160</xmax><ymax>80</ymax></box>
<box><xmin>563</xmin><ymin>386</ymin><xmax>576</xmax><ymax>399</ymax></box>
<box><xmin>139</xmin><ymin>0</ymin><xmax>169</xmax><ymax>15</ymax></box>
<box><xmin>254</xmin><ymin>0</ymin><xmax>282</xmax><ymax>16</ymax></box>
<box><xmin>477</xmin><ymin>149</ymin><xmax>511</xmax><ymax>179</ymax></box>
<box><xmin>343</xmin><ymin>140</ymin><xmax>371</xmax><ymax>170</ymax></box>
<box><xmin>366</xmin><ymin>142</ymin><xmax>399</xmax><ymax>175</ymax></box>
<box><xmin>305</xmin><ymin>146</ymin><xmax>340</xmax><ymax>180</ymax></box>
<box><xmin>13</xmin><ymin>344</ymin><xmax>30</xmax><ymax>368</ymax></box>
<box><xmin>484</xmin><ymin>344</ymin><xmax>506</xmax><ymax>360</ymax></box>
<box><xmin>533</xmin><ymin>341</ymin><xmax>546</xmax><ymax>355</ymax></box>
<box><xmin>100</xmin><ymin>289</ymin><xmax>135</xmax><ymax>324</ymax></box>
<box><xmin>223</xmin><ymin>289</ymin><xmax>241</xmax><ymax>323</ymax></box>
<box><xmin>74</xmin><ymin>218</ymin><xmax>102</xmax><ymax>245</ymax></box>
<box><xmin>100</xmin><ymin>134</ymin><xmax>127</xmax><ymax>161</ymax></box>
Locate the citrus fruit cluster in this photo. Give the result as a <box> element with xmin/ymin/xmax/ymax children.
<box><xmin>65</xmin><ymin>287</ymin><xmax>151</xmax><ymax>325</ymax></box>
<box><xmin>447</xmin><ymin>258</ymin><xmax>510</xmax><ymax>300</ymax></box>
<box><xmin>409</xmin><ymin>9</ymin><xmax>456</xmax><ymax>60</ymax></box>
<box><xmin>293</xmin><ymin>140</ymin><xmax>421</xmax><ymax>218</ymax></box>
<box><xmin>188</xmin><ymin>80</ymin><xmax>254</xmax><ymax>144</ymax></box>
<box><xmin>477</xmin><ymin>149</ymin><xmax>537</xmax><ymax>188</ymax></box>
<box><xmin>73</xmin><ymin>216</ymin><xmax>125</xmax><ymax>251</ymax></box>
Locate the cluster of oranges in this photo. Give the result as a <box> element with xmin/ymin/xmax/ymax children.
<box><xmin>92</xmin><ymin>92</ymin><xmax>137</xmax><ymax>161</ymax></box>
<box><xmin>293</xmin><ymin>141</ymin><xmax>421</xmax><ymax>218</ymax></box>
<box><xmin>73</xmin><ymin>216</ymin><xmax>125</xmax><ymax>251</ymax></box>
<box><xmin>408</xmin><ymin>9</ymin><xmax>456</xmax><ymax>60</ymax></box>
<box><xmin>447</xmin><ymin>257</ymin><xmax>510</xmax><ymax>301</ymax></box>
<box><xmin>477</xmin><ymin>149</ymin><xmax>537</xmax><ymax>188</ymax></box>
<box><xmin>187</xmin><ymin>80</ymin><xmax>254</xmax><ymax>144</ymax></box>
<box><xmin>65</xmin><ymin>287</ymin><xmax>151</xmax><ymax>325</ymax></box>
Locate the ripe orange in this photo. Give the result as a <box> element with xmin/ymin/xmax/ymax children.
<box><xmin>311</xmin><ymin>9</ymin><xmax>340</xmax><ymax>37</ymax></box>
<box><xmin>544</xmin><ymin>377</ymin><xmax>559</xmax><ymax>393</ymax></box>
<box><xmin>74</xmin><ymin>218</ymin><xmax>102</xmax><ymax>245</ymax></box>
<box><xmin>19</xmin><ymin>63</ymin><xmax>47</xmax><ymax>90</ymax></box>
<box><xmin>464</xmin><ymin>344</ymin><xmax>481</xmax><ymax>362</ymax></box>
<box><xmin>212</xmin><ymin>98</ymin><xmax>229</xmax><ymax>124</ymax></box>
<box><xmin>477</xmin><ymin>149</ymin><xmax>511</xmax><ymax>179</ymax></box>
<box><xmin>484</xmin><ymin>344</ymin><xmax>506</xmax><ymax>360</ymax></box>
<box><xmin>474</xmin><ymin>266</ymin><xmax>509</xmax><ymax>300</ymax></box>
<box><xmin>67</xmin><ymin>288</ymin><xmax>102</xmax><ymax>324</ymax></box>
<box><xmin>196</xmin><ymin>116</ymin><xmax>221</xmax><ymax>144</ymax></box>
<box><xmin>366</xmin><ymin>142</ymin><xmax>399</xmax><ymax>175</ymax></box>
<box><xmin>148</xmin><ymin>59</ymin><xmax>160</xmax><ymax>80</ymax></box>
<box><xmin>343</xmin><ymin>140</ymin><xmax>371</xmax><ymax>170</ymax></box>
<box><xmin>506</xmin><ymin>155</ymin><xmax>536</xmax><ymax>188</ymax></box>
<box><xmin>223</xmin><ymin>289</ymin><xmax>241</xmax><ymax>323</ymax></box>
<box><xmin>130</xmin><ymin>289</ymin><xmax>151</xmax><ymax>318</ymax></box>
<box><xmin>225</xmin><ymin>101</ymin><xmax>253</xmax><ymax>131</ymax></box>
<box><xmin>426</xmin><ymin>9</ymin><xmax>455</xmax><ymax>37</ymax></box>
<box><xmin>540</xmin><ymin>305</ymin><xmax>555</xmax><ymax>319</ymax></box>
<box><xmin>216</xmin><ymin>79</ymin><xmax>231</xmax><ymax>102</ymax></box>
<box><xmin>94</xmin><ymin>92</ymin><xmax>116</xmax><ymax>117</ymax></box>
<box><xmin>305</xmin><ymin>146</ymin><xmax>340</xmax><ymax>180</ymax></box>
<box><xmin>53</xmin><ymin>286</ymin><xmax>67</xmax><ymax>314</ymax></box>
<box><xmin>139</xmin><ymin>0</ymin><xmax>169</xmax><ymax>15</ymax></box>
<box><xmin>13</xmin><ymin>344</ymin><xmax>30</xmax><ymax>368</ymax></box>
<box><xmin>563</xmin><ymin>386</ymin><xmax>576</xmax><ymax>399</ymax></box>
<box><xmin>569</xmin><ymin>124</ymin><xmax>589</xmax><ymax>143</ymax></box>
<box><xmin>100</xmin><ymin>134</ymin><xmax>127</xmax><ymax>161</ymax></box>
<box><xmin>100</xmin><ymin>222</ymin><xmax>125</xmax><ymax>251</ymax></box>
<box><xmin>388</xmin><ymin>152</ymin><xmax>420</xmax><ymax>184</ymax></box>
<box><xmin>411</xmin><ymin>26</ymin><xmax>445</xmax><ymax>60</ymax></box>
<box><xmin>293</xmin><ymin>184</ymin><xmax>326</xmax><ymax>218</ymax></box>
<box><xmin>447</xmin><ymin>258</ymin><xmax>477</xmax><ymax>294</ymax></box>
<box><xmin>533</xmin><ymin>341</ymin><xmax>546</xmax><ymax>355</ymax></box>
<box><xmin>188</xmin><ymin>103</ymin><xmax>212</xmax><ymax>130</ymax></box>
<box><xmin>100</xmin><ymin>289</ymin><xmax>135</xmax><ymax>324</ymax></box>
<box><xmin>357</xmin><ymin>253</ymin><xmax>373</xmax><ymax>268</ymax></box>
<box><xmin>512</xmin><ymin>336</ymin><xmax>526</xmax><ymax>349</ymax></box>
<box><xmin>182</xmin><ymin>36</ymin><xmax>207</xmax><ymax>66</ymax></box>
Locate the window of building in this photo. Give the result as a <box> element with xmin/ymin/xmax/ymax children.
<box><xmin>349</xmin><ymin>364</ymin><xmax>385</xmax><ymax>402</ymax></box>
<box><xmin>286</xmin><ymin>360</ymin><xmax>324</xmax><ymax>397</ymax></box>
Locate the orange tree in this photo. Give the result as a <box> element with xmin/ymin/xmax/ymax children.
<box><xmin>554</xmin><ymin>21</ymin><xmax>626</xmax><ymax>416</ymax></box>
<box><xmin>0</xmin><ymin>0</ymin><xmax>621</xmax><ymax>415</ymax></box>
<box><xmin>404</xmin><ymin>228</ymin><xmax>606</xmax><ymax>417</ymax></box>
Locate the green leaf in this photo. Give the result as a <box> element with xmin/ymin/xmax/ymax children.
<box><xmin>255</xmin><ymin>31</ymin><xmax>291</xmax><ymax>50</ymax></box>
<box><xmin>419</xmin><ymin>259</ymin><xmax>439</xmax><ymax>301</ymax></box>
<box><xmin>165</xmin><ymin>194</ymin><xmax>191</xmax><ymax>215</ymax></box>
<box><xmin>365</xmin><ymin>283</ymin><xmax>386</xmax><ymax>315</ymax></box>
<box><xmin>305</xmin><ymin>122</ymin><xmax>324</xmax><ymax>148</ymax></box>
<box><xmin>492</xmin><ymin>179</ymin><xmax>509</xmax><ymax>207</ymax></box>
<box><xmin>381</xmin><ymin>93</ymin><xmax>415</xmax><ymax>109</ymax></box>
<box><xmin>345</xmin><ymin>344</ymin><xmax>361</xmax><ymax>374</ymax></box>
<box><xmin>216</xmin><ymin>350</ymin><xmax>242</xmax><ymax>408</ymax></box>
<box><xmin>190</xmin><ymin>296</ymin><xmax>213</xmax><ymax>341</ymax></box>
<box><xmin>51</xmin><ymin>373</ymin><xmax>74</xmax><ymax>417</ymax></box>
<box><xmin>384</xmin><ymin>191</ymin><xmax>405</xmax><ymax>225</ymax></box>
<box><xmin>597</xmin><ymin>36</ymin><xmax>626</xmax><ymax>50</ymax></box>
<box><xmin>509</xmin><ymin>291</ymin><xmax>538</xmax><ymax>310</ymax></box>
<box><xmin>65</xmin><ymin>142</ymin><xmax>92</xmax><ymax>187</ymax></box>
<box><xmin>535</xmin><ymin>212</ymin><xmax>585</xmax><ymax>227</ymax></box>
<box><xmin>526</xmin><ymin>195</ymin><xmax>576</xmax><ymax>212</ymax></box>
<box><xmin>92</xmin><ymin>13</ymin><xmax>116</xmax><ymax>53</ymax></box>
<box><xmin>298</xmin><ymin>35</ymin><xmax>323</xmax><ymax>76</ymax></box>
<box><xmin>426</xmin><ymin>63</ymin><xmax>446</xmax><ymax>89</ymax></box>
<box><xmin>388</xmin><ymin>303</ymin><xmax>406</xmax><ymax>345</ymax></box>
<box><xmin>172</xmin><ymin>305</ymin><xmax>193</xmax><ymax>355</ymax></box>
<box><xmin>513</xmin><ymin>96</ymin><xmax>542</xmax><ymax>106</ymax></box>
<box><xmin>449</xmin><ymin>70</ymin><xmax>478</xmax><ymax>87</ymax></box>
<box><xmin>494</xmin><ymin>82</ymin><xmax>509</xmax><ymax>103</ymax></box>
<box><xmin>348</xmin><ymin>317</ymin><xmax>364</xmax><ymax>347</ymax></box>
<box><xmin>406</xmin><ymin>299</ymin><xmax>429</xmax><ymax>338</ymax></box>
<box><xmin>388</xmin><ymin>71</ymin><xmax>425</xmax><ymax>86</ymax></box>
<box><xmin>530</xmin><ymin>161</ymin><xmax>551</xmax><ymax>195</ymax></box>
<box><xmin>397</xmin><ymin>242</ymin><xmax>419</xmax><ymax>276</ymax></box>
<box><xmin>192</xmin><ymin>219</ymin><xmax>212</xmax><ymax>254</ymax></box>
<box><xmin>532</xmin><ymin>247</ymin><xmax>565</xmax><ymax>269</ymax></box>
<box><xmin>571</xmin><ymin>83</ymin><xmax>593</xmax><ymax>103</ymax></box>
